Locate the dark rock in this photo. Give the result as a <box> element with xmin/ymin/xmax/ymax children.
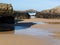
<box><xmin>13</xmin><ymin>11</ymin><xmax>30</xmax><ymax>20</ymax></box>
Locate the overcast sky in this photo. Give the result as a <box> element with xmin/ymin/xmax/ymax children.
<box><xmin>0</xmin><ymin>0</ymin><xmax>60</xmax><ymax>11</ymax></box>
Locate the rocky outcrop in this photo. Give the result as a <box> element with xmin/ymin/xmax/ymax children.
<box><xmin>13</xmin><ymin>11</ymin><xmax>30</xmax><ymax>20</ymax></box>
<box><xmin>0</xmin><ymin>3</ymin><xmax>13</xmax><ymax>16</ymax></box>
<box><xmin>0</xmin><ymin>3</ymin><xmax>14</xmax><ymax>24</ymax></box>
<box><xmin>36</xmin><ymin>6</ymin><xmax>60</xmax><ymax>19</ymax></box>
<box><xmin>0</xmin><ymin>3</ymin><xmax>14</xmax><ymax>31</ymax></box>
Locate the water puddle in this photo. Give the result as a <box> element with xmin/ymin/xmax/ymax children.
<box><xmin>15</xmin><ymin>22</ymin><xmax>47</xmax><ymax>30</ymax></box>
<box><xmin>15</xmin><ymin>22</ymin><xmax>52</xmax><ymax>36</ymax></box>
<box><xmin>17</xmin><ymin>22</ymin><xmax>47</xmax><ymax>24</ymax></box>
<box><xmin>14</xmin><ymin>22</ymin><xmax>60</xmax><ymax>45</ymax></box>
<box><xmin>33</xmin><ymin>22</ymin><xmax>47</xmax><ymax>24</ymax></box>
<box><xmin>15</xmin><ymin>21</ymin><xmax>60</xmax><ymax>39</ymax></box>
<box><xmin>15</xmin><ymin>27</ymin><xmax>54</xmax><ymax>36</ymax></box>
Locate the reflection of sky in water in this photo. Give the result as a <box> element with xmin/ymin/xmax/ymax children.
<box><xmin>15</xmin><ymin>27</ymin><xmax>60</xmax><ymax>45</ymax></box>
<box><xmin>33</xmin><ymin>22</ymin><xmax>46</xmax><ymax>24</ymax></box>
<box><xmin>15</xmin><ymin>22</ymin><xmax>50</xmax><ymax>36</ymax></box>
<box><xmin>15</xmin><ymin>28</ymin><xmax>53</xmax><ymax>36</ymax></box>
<box><xmin>15</xmin><ymin>21</ymin><xmax>60</xmax><ymax>44</ymax></box>
<box><xmin>17</xmin><ymin>22</ymin><xmax>46</xmax><ymax>24</ymax></box>
<box><xmin>28</xmin><ymin>12</ymin><xmax>36</xmax><ymax>16</ymax></box>
<box><xmin>15</xmin><ymin>22</ymin><xmax>47</xmax><ymax>30</ymax></box>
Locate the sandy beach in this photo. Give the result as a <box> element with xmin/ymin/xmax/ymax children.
<box><xmin>0</xmin><ymin>34</ymin><xmax>54</xmax><ymax>45</ymax></box>
<box><xmin>0</xmin><ymin>18</ymin><xmax>60</xmax><ymax>45</ymax></box>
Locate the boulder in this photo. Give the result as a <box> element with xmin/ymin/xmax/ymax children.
<box><xmin>0</xmin><ymin>3</ymin><xmax>13</xmax><ymax>16</ymax></box>
<box><xmin>0</xmin><ymin>3</ymin><xmax>14</xmax><ymax>31</ymax></box>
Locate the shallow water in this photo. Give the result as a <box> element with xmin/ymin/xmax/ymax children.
<box><xmin>15</xmin><ymin>28</ymin><xmax>53</xmax><ymax>36</ymax></box>
<box><xmin>14</xmin><ymin>20</ymin><xmax>60</xmax><ymax>45</ymax></box>
<box><xmin>17</xmin><ymin>22</ymin><xmax>46</xmax><ymax>24</ymax></box>
<box><xmin>14</xmin><ymin>21</ymin><xmax>60</xmax><ymax>45</ymax></box>
<box><xmin>14</xmin><ymin>22</ymin><xmax>55</xmax><ymax>36</ymax></box>
<box><xmin>15</xmin><ymin>22</ymin><xmax>59</xmax><ymax>36</ymax></box>
<box><xmin>33</xmin><ymin>22</ymin><xmax>46</xmax><ymax>24</ymax></box>
<box><xmin>14</xmin><ymin>25</ymin><xmax>60</xmax><ymax>45</ymax></box>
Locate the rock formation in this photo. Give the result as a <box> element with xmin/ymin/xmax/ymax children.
<box><xmin>13</xmin><ymin>11</ymin><xmax>30</xmax><ymax>20</ymax></box>
<box><xmin>36</xmin><ymin>6</ymin><xmax>60</xmax><ymax>19</ymax></box>
<box><xmin>0</xmin><ymin>3</ymin><xmax>14</xmax><ymax>31</ymax></box>
<box><xmin>0</xmin><ymin>3</ymin><xmax>13</xmax><ymax>16</ymax></box>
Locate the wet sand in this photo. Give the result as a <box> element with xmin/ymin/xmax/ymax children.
<box><xmin>0</xmin><ymin>34</ymin><xmax>54</xmax><ymax>45</ymax></box>
<box><xmin>0</xmin><ymin>18</ymin><xmax>60</xmax><ymax>45</ymax></box>
<box><xmin>20</xmin><ymin>18</ymin><xmax>60</xmax><ymax>22</ymax></box>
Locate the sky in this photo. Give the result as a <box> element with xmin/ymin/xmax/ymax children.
<box><xmin>0</xmin><ymin>0</ymin><xmax>60</xmax><ymax>11</ymax></box>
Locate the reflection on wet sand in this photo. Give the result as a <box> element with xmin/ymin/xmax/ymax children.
<box><xmin>50</xmin><ymin>32</ymin><xmax>60</xmax><ymax>39</ymax></box>
<box><xmin>14</xmin><ymin>21</ymin><xmax>60</xmax><ymax>45</ymax></box>
<box><xmin>15</xmin><ymin>26</ymin><xmax>60</xmax><ymax>45</ymax></box>
<box><xmin>0</xmin><ymin>18</ymin><xmax>60</xmax><ymax>45</ymax></box>
<box><xmin>15</xmin><ymin>22</ymin><xmax>36</xmax><ymax>29</ymax></box>
<box><xmin>15</xmin><ymin>28</ymin><xmax>53</xmax><ymax>36</ymax></box>
<box><xmin>47</xmin><ymin>22</ymin><xmax>60</xmax><ymax>24</ymax></box>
